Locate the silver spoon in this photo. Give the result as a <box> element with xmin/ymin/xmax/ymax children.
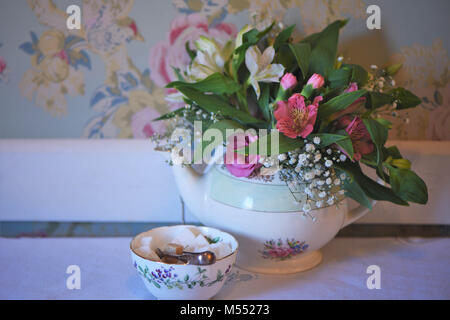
<box><xmin>156</xmin><ymin>248</ymin><xmax>216</xmax><ymax>265</ymax></box>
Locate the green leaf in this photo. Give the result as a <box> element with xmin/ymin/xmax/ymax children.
<box><xmin>238</xmin><ymin>131</ymin><xmax>304</xmax><ymax>156</ymax></box>
<box><xmin>288</xmin><ymin>43</ymin><xmax>311</xmax><ymax>78</ymax></box>
<box><xmin>258</xmin><ymin>83</ymin><xmax>271</xmax><ymax>122</ymax></box>
<box><xmin>318</xmin><ymin>89</ymin><xmax>367</xmax><ymax>119</ymax></box>
<box><xmin>367</xmin><ymin>92</ymin><xmax>393</xmax><ymax>109</ymax></box>
<box><xmin>347</xmin><ymin>64</ymin><xmax>369</xmax><ymax>87</ymax></box>
<box><xmin>374</xmin><ymin>117</ymin><xmax>392</xmax><ymax>129</ymax></box>
<box><xmin>328</xmin><ymin>67</ymin><xmax>351</xmax><ymax>89</ymax></box>
<box><xmin>172</xmin><ymin>67</ymin><xmax>185</xmax><ymax>81</ymax></box>
<box><xmin>301</xmin><ymin>19</ymin><xmax>348</xmax><ymax>48</ymax></box>
<box><xmin>166</xmin><ymin>73</ymin><xmax>240</xmax><ymax>95</ymax></box>
<box><xmin>274</xmin><ymin>25</ymin><xmax>295</xmax><ymax>50</ymax></box>
<box><xmin>336</xmin><ymin>138</ymin><xmax>354</xmax><ymax>159</ymax></box>
<box><xmin>153</xmin><ymin>107</ymin><xmax>185</xmax><ymax>121</ymax></box>
<box><xmin>307</xmin><ymin>20</ymin><xmax>345</xmax><ymax>76</ymax></box>
<box><xmin>232</xmin><ymin>23</ymin><xmax>275</xmax><ymax>79</ymax></box>
<box><xmin>363</xmin><ymin>118</ymin><xmax>388</xmax><ymax>166</ymax></box>
<box><xmin>337</xmin><ymin>161</ymin><xmax>409</xmax><ymax>206</ymax></box>
<box><xmin>308</xmin><ymin>133</ymin><xmax>347</xmax><ymax>147</ymax></box>
<box><xmin>384</xmin><ymin>145</ymin><xmax>402</xmax><ymax>159</ymax></box>
<box><xmin>185</xmin><ymin>41</ymin><xmax>196</xmax><ymax>60</ymax></box>
<box><xmin>385</xmin><ymin>63</ymin><xmax>402</xmax><ymax>76</ymax></box>
<box><xmin>388</xmin><ymin>166</ymin><xmax>428</xmax><ymax>204</ymax></box>
<box><xmin>335</xmin><ymin>167</ymin><xmax>372</xmax><ymax>209</ymax></box>
<box><xmin>388</xmin><ymin>87</ymin><xmax>421</xmax><ymax>110</ymax></box>
<box><xmin>175</xmin><ymin>87</ymin><xmax>265</xmax><ymax>125</ymax></box>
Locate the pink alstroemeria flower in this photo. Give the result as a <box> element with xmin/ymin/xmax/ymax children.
<box><xmin>280</xmin><ymin>73</ymin><xmax>298</xmax><ymax>90</ymax></box>
<box><xmin>274</xmin><ymin>93</ymin><xmax>323</xmax><ymax>139</ymax></box>
<box><xmin>225</xmin><ymin>132</ymin><xmax>261</xmax><ymax>178</ymax></box>
<box><xmin>337</xmin><ymin>115</ymin><xmax>374</xmax><ymax>161</ymax></box>
<box><xmin>306</xmin><ymin>73</ymin><xmax>325</xmax><ymax>89</ymax></box>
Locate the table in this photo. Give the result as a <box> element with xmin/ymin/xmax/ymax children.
<box><xmin>1</xmin><ymin>237</ymin><xmax>449</xmax><ymax>299</ymax></box>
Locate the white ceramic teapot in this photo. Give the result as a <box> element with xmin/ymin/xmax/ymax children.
<box><xmin>172</xmin><ymin>163</ymin><xmax>375</xmax><ymax>274</ymax></box>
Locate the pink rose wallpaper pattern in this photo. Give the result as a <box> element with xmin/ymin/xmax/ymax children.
<box><xmin>0</xmin><ymin>0</ymin><xmax>448</xmax><ymax>140</ymax></box>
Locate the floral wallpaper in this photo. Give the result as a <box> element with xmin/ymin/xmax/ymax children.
<box><xmin>0</xmin><ymin>0</ymin><xmax>448</xmax><ymax>140</ymax></box>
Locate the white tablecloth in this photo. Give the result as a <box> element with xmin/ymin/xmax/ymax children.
<box><xmin>0</xmin><ymin>237</ymin><xmax>449</xmax><ymax>299</ymax></box>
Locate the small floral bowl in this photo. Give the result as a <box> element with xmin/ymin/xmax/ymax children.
<box><xmin>130</xmin><ymin>225</ymin><xmax>238</xmax><ymax>300</ymax></box>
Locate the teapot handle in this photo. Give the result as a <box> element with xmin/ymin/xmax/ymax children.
<box><xmin>341</xmin><ymin>178</ymin><xmax>384</xmax><ymax>229</ymax></box>
<box><xmin>341</xmin><ymin>199</ymin><xmax>377</xmax><ymax>228</ymax></box>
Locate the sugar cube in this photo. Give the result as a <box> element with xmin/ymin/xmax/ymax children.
<box><xmin>185</xmin><ymin>234</ymin><xmax>209</xmax><ymax>252</ymax></box>
<box><xmin>170</xmin><ymin>227</ymin><xmax>196</xmax><ymax>247</ymax></box>
<box><xmin>191</xmin><ymin>245</ymin><xmax>211</xmax><ymax>253</ymax></box>
<box><xmin>209</xmin><ymin>242</ymin><xmax>232</xmax><ymax>259</ymax></box>
<box><xmin>140</xmin><ymin>236</ymin><xmax>152</xmax><ymax>247</ymax></box>
<box><xmin>136</xmin><ymin>246</ymin><xmax>160</xmax><ymax>261</ymax></box>
<box><xmin>162</xmin><ymin>243</ymin><xmax>184</xmax><ymax>255</ymax></box>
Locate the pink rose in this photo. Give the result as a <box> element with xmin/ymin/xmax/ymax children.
<box><xmin>131</xmin><ymin>107</ymin><xmax>167</xmax><ymax>139</ymax></box>
<box><xmin>306</xmin><ymin>73</ymin><xmax>325</xmax><ymax>89</ymax></box>
<box><xmin>225</xmin><ymin>132</ymin><xmax>261</xmax><ymax>178</ymax></box>
<box><xmin>0</xmin><ymin>56</ymin><xmax>6</xmax><ymax>74</ymax></box>
<box><xmin>280</xmin><ymin>73</ymin><xmax>298</xmax><ymax>90</ymax></box>
<box><xmin>336</xmin><ymin>115</ymin><xmax>374</xmax><ymax>161</ymax></box>
<box><xmin>149</xmin><ymin>14</ymin><xmax>236</xmax><ymax>87</ymax></box>
<box><xmin>274</xmin><ymin>93</ymin><xmax>322</xmax><ymax>139</ymax></box>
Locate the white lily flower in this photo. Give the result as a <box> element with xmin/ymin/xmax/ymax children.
<box><xmin>187</xmin><ymin>36</ymin><xmax>233</xmax><ymax>82</ymax></box>
<box><xmin>245</xmin><ymin>45</ymin><xmax>285</xmax><ymax>98</ymax></box>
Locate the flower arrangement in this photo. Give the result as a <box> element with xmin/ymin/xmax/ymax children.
<box><xmin>152</xmin><ymin>19</ymin><xmax>428</xmax><ymax>212</ymax></box>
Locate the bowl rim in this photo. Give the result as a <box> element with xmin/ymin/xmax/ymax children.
<box><xmin>130</xmin><ymin>224</ymin><xmax>239</xmax><ymax>265</ymax></box>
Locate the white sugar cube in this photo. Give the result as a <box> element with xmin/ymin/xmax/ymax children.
<box><xmin>185</xmin><ymin>234</ymin><xmax>209</xmax><ymax>251</ymax></box>
<box><xmin>136</xmin><ymin>245</ymin><xmax>160</xmax><ymax>261</ymax></box>
<box><xmin>136</xmin><ymin>245</ymin><xmax>150</xmax><ymax>256</ymax></box>
<box><xmin>140</xmin><ymin>236</ymin><xmax>152</xmax><ymax>247</ymax></box>
<box><xmin>209</xmin><ymin>242</ymin><xmax>232</xmax><ymax>259</ymax></box>
<box><xmin>191</xmin><ymin>245</ymin><xmax>211</xmax><ymax>253</ymax></box>
<box><xmin>170</xmin><ymin>227</ymin><xmax>196</xmax><ymax>247</ymax></box>
<box><xmin>145</xmin><ymin>249</ymin><xmax>160</xmax><ymax>261</ymax></box>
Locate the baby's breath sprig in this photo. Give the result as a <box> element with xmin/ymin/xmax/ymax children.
<box><xmin>277</xmin><ymin>137</ymin><xmax>347</xmax><ymax>219</ymax></box>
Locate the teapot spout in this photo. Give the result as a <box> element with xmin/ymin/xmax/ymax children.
<box><xmin>172</xmin><ymin>164</ymin><xmax>207</xmax><ymax>220</ymax></box>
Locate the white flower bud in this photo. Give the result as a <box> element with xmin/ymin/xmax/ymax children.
<box><xmin>304</xmin><ymin>171</ymin><xmax>315</xmax><ymax>181</ymax></box>
<box><xmin>313</xmin><ymin>137</ymin><xmax>321</xmax><ymax>145</ymax></box>
<box><xmin>314</xmin><ymin>153</ymin><xmax>322</xmax><ymax>162</ymax></box>
<box><xmin>278</xmin><ymin>153</ymin><xmax>287</xmax><ymax>161</ymax></box>
<box><xmin>305</xmin><ymin>143</ymin><xmax>315</xmax><ymax>152</ymax></box>
<box><xmin>325</xmin><ymin>160</ymin><xmax>333</xmax><ymax>167</ymax></box>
